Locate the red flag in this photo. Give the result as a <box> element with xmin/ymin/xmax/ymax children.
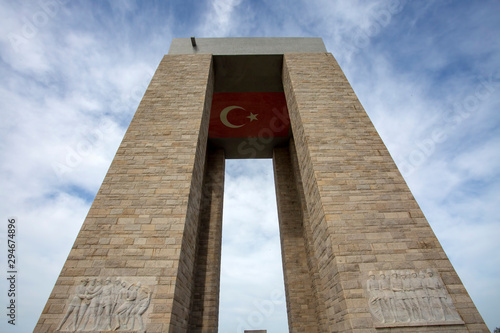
<box><xmin>209</xmin><ymin>92</ymin><xmax>290</xmax><ymax>138</ymax></box>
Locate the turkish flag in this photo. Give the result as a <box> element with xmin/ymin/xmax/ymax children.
<box><xmin>209</xmin><ymin>92</ymin><xmax>290</xmax><ymax>138</ymax></box>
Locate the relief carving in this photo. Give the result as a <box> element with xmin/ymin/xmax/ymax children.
<box><xmin>366</xmin><ymin>269</ymin><xmax>463</xmax><ymax>327</ymax></box>
<box><xmin>57</xmin><ymin>277</ymin><xmax>151</xmax><ymax>332</ymax></box>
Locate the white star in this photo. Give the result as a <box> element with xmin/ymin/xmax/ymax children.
<box><xmin>247</xmin><ymin>112</ymin><xmax>258</xmax><ymax>122</ymax></box>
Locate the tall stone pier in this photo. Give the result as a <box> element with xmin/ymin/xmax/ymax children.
<box><xmin>35</xmin><ymin>37</ymin><xmax>488</xmax><ymax>332</ymax></box>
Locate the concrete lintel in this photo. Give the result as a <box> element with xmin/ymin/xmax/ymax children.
<box><xmin>168</xmin><ymin>37</ymin><xmax>327</xmax><ymax>55</ymax></box>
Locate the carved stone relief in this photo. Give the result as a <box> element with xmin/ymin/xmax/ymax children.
<box><xmin>366</xmin><ymin>269</ymin><xmax>463</xmax><ymax>327</ymax></box>
<box><xmin>57</xmin><ymin>277</ymin><xmax>152</xmax><ymax>332</ymax></box>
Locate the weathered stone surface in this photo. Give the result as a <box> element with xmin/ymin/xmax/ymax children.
<box><xmin>189</xmin><ymin>148</ymin><xmax>225</xmax><ymax>332</ymax></box>
<box><xmin>281</xmin><ymin>52</ymin><xmax>488</xmax><ymax>332</ymax></box>
<box><xmin>274</xmin><ymin>147</ymin><xmax>321</xmax><ymax>333</ymax></box>
<box><xmin>35</xmin><ymin>53</ymin><xmax>215</xmax><ymax>332</ymax></box>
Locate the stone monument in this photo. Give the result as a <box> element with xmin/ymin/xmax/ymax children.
<box><xmin>35</xmin><ymin>37</ymin><xmax>488</xmax><ymax>332</ymax></box>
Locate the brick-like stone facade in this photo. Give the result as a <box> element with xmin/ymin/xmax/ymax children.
<box><xmin>274</xmin><ymin>146</ymin><xmax>321</xmax><ymax>332</ymax></box>
<box><xmin>36</xmin><ymin>44</ymin><xmax>488</xmax><ymax>333</ymax></box>
<box><xmin>35</xmin><ymin>54</ymin><xmax>216</xmax><ymax>332</ymax></box>
<box><xmin>280</xmin><ymin>52</ymin><xmax>488</xmax><ymax>332</ymax></box>
<box><xmin>189</xmin><ymin>148</ymin><xmax>225</xmax><ymax>332</ymax></box>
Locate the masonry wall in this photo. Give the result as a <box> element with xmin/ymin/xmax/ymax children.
<box><xmin>273</xmin><ymin>146</ymin><xmax>320</xmax><ymax>333</ymax></box>
<box><xmin>282</xmin><ymin>52</ymin><xmax>488</xmax><ymax>332</ymax></box>
<box><xmin>288</xmin><ymin>138</ymin><xmax>331</xmax><ymax>332</ymax></box>
<box><xmin>189</xmin><ymin>147</ymin><xmax>225</xmax><ymax>332</ymax></box>
<box><xmin>35</xmin><ymin>53</ymin><xmax>214</xmax><ymax>332</ymax></box>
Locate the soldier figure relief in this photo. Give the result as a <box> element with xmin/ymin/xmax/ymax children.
<box><xmin>57</xmin><ymin>277</ymin><xmax>151</xmax><ymax>332</ymax></box>
<box><xmin>366</xmin><ymin>269</ymin><xmax>462</xmax><ymax>326</ymax></box>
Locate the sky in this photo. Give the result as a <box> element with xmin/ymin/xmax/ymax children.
<box><xmin>0</xmin><ymin>0</ymin><xmax>499</xmax><ymax>332</ymax></box>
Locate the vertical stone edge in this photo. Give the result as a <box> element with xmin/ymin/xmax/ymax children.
<box><xmin>273</xmin><ymin>146</ymin><xmax>320</xmax><ymax>333</ymax></box>
<box><xmin>189</xmin><ymin>147</ymin><xmax>225</xmax><ymax>332</ymax></box>
<box><xmin>168</xmin><ymin>55</ymin><xmax>215</xmax><ymax>331</ymax></box>
<box><xmin>283</xmin><ymin>53</ymin><xmax>348</xmax><ymax>331</ymax></box>
<box><xmin>288</xmin><ymin>138</ymin><xmax>330</xmax><ymax>332</ymax></box>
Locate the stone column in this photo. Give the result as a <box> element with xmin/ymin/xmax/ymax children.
<box><xmin>282</xmin><ymin>52</ymin><xmax>489</xmax><ymax>332</ymax></box>
<box><xmin>273</xmin><ymin>145</ymin><xmax>320</xmax><ymax>333</ymax></box>
<box><xmin>35</xmin><ymin>53</ymin><xmax>214</xmax><ymax>333</ymax></box>
<box><xmin>189</xmin><ymin>147</ymin><xmax>225</xmax><ymax>332</ymax></box>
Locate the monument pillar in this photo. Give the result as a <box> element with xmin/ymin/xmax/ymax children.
<box><xmin>189</xmin><ymin>147</ymin><xmax>225</xmax><ymax>332</ymax></box>
<box><xmin>273</xmin><ymin>145</ymin><xmax>321</xmax><ymax>333</ymax></box>
<box><xmin>35</xmin><ymin>53</ymin><xmax>215</xmax><ymax>332</ymax></box>
<box><xmin>281</xmin><ymin>52</ymin><xmax>488</xmax><ymax>331</ymax></box>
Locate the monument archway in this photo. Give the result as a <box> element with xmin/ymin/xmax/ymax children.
<box><xmin>36</xmin><ymin>37</ymin><xmax>488</xmax><ymax>333</ymax></box>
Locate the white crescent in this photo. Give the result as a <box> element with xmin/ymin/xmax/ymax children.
<box><xmin>220</xmin><ymin>106</ymin><xmax>245</xmax><ymax>128</ymax></box>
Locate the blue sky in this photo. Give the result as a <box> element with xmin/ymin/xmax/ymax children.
<box><xmin>0</xmin><ymin>0</ymin><xmax>499</xmax><ymax>332</ymax></box>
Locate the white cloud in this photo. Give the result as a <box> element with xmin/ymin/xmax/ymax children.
<box><xmin>220</xmin><ymin>160</ymin><xmax>288</xmax><ymax>332</ymax></box>
<box><xmin>198</xmin><ymin>0</ymin><xmax>243</xmax><ymax>37</ymax></box>
<box><xmin>454</xmin><ymin>137</ymin><xmax>500</xmax><ymax>179</ymax></box>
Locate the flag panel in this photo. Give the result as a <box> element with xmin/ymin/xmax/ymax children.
<box><xmin>209</xmin><ymin>92</ymin><xmax>290</xmax><ymax>138</ymax></box>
